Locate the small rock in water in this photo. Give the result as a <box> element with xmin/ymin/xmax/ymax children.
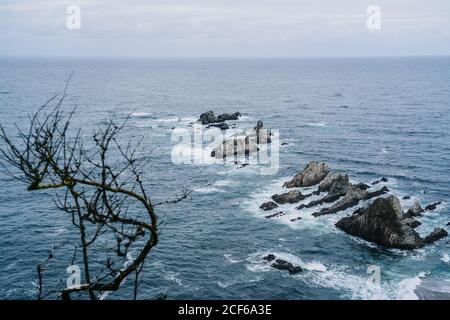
<box><xmin>403</xmin><ymin>195</ymin><xmax>411</xmax><ymax>200</ymax></box>
<box><xmin>265</xmin><ymin>211</ymin><xmax>287</xmax><ymax>219</ymax></box>
<box><xmin>425</xmin><ymin>201</ymin><xmax>442</xmax><ymax>211</ymax></box>
<box><xmin>281</xmin><ymin>142</ymin><xmax>289</xmax><ymax>146</ymax></box>
<box><xmin>263</xmin><ymin>255</ymin><xmax>303</xmax><ymax>274</ymax></box>
<box><xmin>260</xmin><ymin>201</ymin><xmax>278</xmax><ymax>211</ymax></box>
<box><xmin>371</xmin><ymin>177</ymin><xmax>389</xmax><ymax>185</ymax></box>
<box><xmin>263</xmin><ymin>254</ymin><xmax>275</xmax><ymax>262</ymax></box>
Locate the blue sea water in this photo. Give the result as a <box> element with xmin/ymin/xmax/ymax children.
<box><xmin>0</xmin><ymin>57</ymin><xmax>449</xmax><ymax>300</ymax></box>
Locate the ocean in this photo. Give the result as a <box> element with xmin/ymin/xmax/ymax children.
<box><xmin>0</xmin><ymin>57</ymin><xmax>449</xmax><ymax>299</ymax></box>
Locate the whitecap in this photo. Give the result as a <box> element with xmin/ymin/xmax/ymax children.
<box><xmin>441</xmin><ymin>252</ymin><xmax>450</xmax><ymax>263</ymax></box>
<box><xmin>131</xmin><ymin>112</ymin><xmax>153</xmax><ymax>118</ymax></box>
<box><xmin>194</xmin><ymin>186</ymin><xmax>223</xmax><ymax>193</ymax></box>
<box><xmin>306</xmin><ymin>121</ymin><xmax>327</xmax><ymax>127</ymax></box>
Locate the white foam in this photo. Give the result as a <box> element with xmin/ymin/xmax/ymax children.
<box><xmin>214</xmin><ymin>179</ymin><xmax>239</xmax><ymax>187</ymax></box>
<box><xmin>194</xmin><ymin>186</ymin><xmax>223</xmax><ymax>194</ymax></box>
<box><xmin>442</xmin><ymin>252</ymin><xmax>450</xmax><ymax>263</ymax></box>
<box><xmin>131</xmin><ymin>112</ymin><xmax>152</xmax><ymax>117</ymax></box>
<box><xmin>224</xmin><ymin>253</ymin><xmax>242</xmax><ymax>264</ymax></box>
<box><xmin>306</xmin><ymin>121</ymin><xmax>327</xmax><ymax>127</ymax></box>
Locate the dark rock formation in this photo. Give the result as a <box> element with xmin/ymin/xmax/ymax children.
<box><xmin>372</xmin><ymin>177</ymin><xmax>389</xmax><ymax>185</ymax></box>
<box><xmin>336</xmin><ymin>196</ymin><xmax>448</xmax><ymax>249</ymax></box>
<box><xmin>199</xmin><ymin>111</ymin><xmax>241</xmax><ymax>125</ymax></box>
<box><xmin>312</xmin><ymin>186</ymin><xmax>389</xmax><ymax>217</ymax></box>
<box><xmin>425</xmin><ymin>202</ymin><xmax>442</xmax><ymax>211</ymax></box>
<box><xmin>271</xmin><ymin>190</ymin><xmax>305</xmax><ymax>204</ymax></box>
<box><xmin>265</xmin><ymin>211</ymin><xmax>288</xmax><ymax>219</ymax></box>
<box><xmin>403</xmin><ymin>195</ymin><xmax>411</xmax><ymax>200</ymax></box>
<box><xmin>263</xmin><ymin>255</ymin><xmax>303</xmax><ymax>274</ymax></box>
<box><xmin>296</xmin><ymin>173</ymin><xmax>351</xmax><ymax>210</ymax></box>
<box><xmin>405</xmin><ymin>201</ymin><xmax>424</xmax><ymax>217</ymax></box>
<box><xmin>217</xmin><ymin>112</ymin><xmax>241</xmax><ymax>122</ymax></box>
<box><xmin>423</xmin><ymin>228</ymin><xmax>448</xmax><ymax>244</ymax></box>
<box><xmin>260</xmin><ymin>201</ymin><xmax>278</xmax><ymax>211</ymax></box>
<box><xmin>283</xmin><ymin>161</ymin><xmax>330</xmax><ymax>188</ymax></box>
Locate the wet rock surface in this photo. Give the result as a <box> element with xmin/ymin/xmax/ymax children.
<box><xmin>260</xmin><ymin>201</ymin><xmax>278</xmax><ymax>211</ymax></box>
<box><xmin>283</xmin><ymin>161</ymin><xmax>330</xmax><ymax>188</ymax></box>
<box><xmin>263</xmin><ymin>254</ymin><xmax>303</xmax><ymax>274</ymax></box>
<box><xmin>336</xmin><ymin>196</ymin><xmax>447</xmax><ymax>249</ymax></box>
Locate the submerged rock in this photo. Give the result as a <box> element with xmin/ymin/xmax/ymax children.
<box><xmin>271</xmin><ymin>190</ymin><xmax>305</xmax><ymax>204</ymax></box>
<box><xmin>336</xmin><ymin>196</ymin><xmax>448</xmax><ymax>249</ymax></box>
<box><xmin>263</xmin><ymin>255</ymin><xmax>303</xmax><ymax>274</ymax></box>
<box><xmin>260</xmin><ymin>201</ymin><xmax>278</xmax><ymax>211</ymax></box>
<box><xmin>283</xmin><ymin>161</ymin><xmax>330</xmax><ymax>188</ymax></box>
<box><xmin>207</xmin><ymin>123</ymin><xmax>229</xmax><ymax>130</ymax></box>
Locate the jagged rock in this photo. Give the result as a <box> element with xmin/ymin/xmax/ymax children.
<box><xmin>271</xmin><ymin>190</ymin><xmax>305</xmax><ymax>204</ymax></box>
<box><xmin>318</xmin><ymin>172</ymin><xmax>349</xmax><ymax>193</ymax></box>
<box><xmin>405</xmin><ymin>201</ymin><xmax>424</xmax><ymax>217</ymax></box>
<box><xmin>336</xmin><ymin>196</ymin><xmax>448</xmax><ymax>249</ymax></box>
<box><xmin>423</xmin><ymin>228</ymin><xmax>448</xmax><ymax>244</ymax></box>
<box><xmin>263</xmin><ymin>255</ymin><xmax>303</xmax><ymax>274</ymax></box>
<box><xmin>335</xmin><ymin>196</ymin><xmax>423</xmax><ymax>249</ymax></box>
<box><xmin>372</xmin><ymin>177</ymin><xmax>389</xmax><ymax>185</ymax></box>
<box><xmin>211</xmin><ymin>121</ymin><xmax>271</xmax><ymax>159</ymax></box>
<box><xmin>260</xmin><ymin>201</ymin><xmax>278</xmax><ymax>211</ymax></box>
<box><xmin>199</xmin><ymin>111</ymin><xmax>241</xmax><ymax>125</ymax></box>
<box><xmin>284</xmin><ymin>161</ymin><xmax>330</xmax><ymax>188</ymax></box>
<box><xmin>265</xmin><ymin>211</ymin><xmax>287</xmax><ymax>219</ymax></box>
<box><xmin>271</xmin><ymin>259</ymin><xmax>303</xmax><ymax>274</ymax></box>
<box><xmin>425</xmin><ymin>202</ymin><xmax>442</xmax><ymax>211</ymax></box>
<box><xmin>297</xmin><ymin>174</ymin><xmax>351</xmax><ymax>210</ymax></box>
<box><xmin>312</xmin><ymin>186</ymin><xmax>389</xmax><ymax>217</ymax></box>
<box><xmin>217</xmin><ymin>112</ymin><xmax>241</xmax><ymax>121</ymax></box>
<box><xmin>263</xmin><ymin>254</ymin><xmax>275</xmax><ymax>262</ymax></box>
<box><xmin>199</xmin><ymin>111</ymin><xmax>220</xmax><ymax>124</ymax></box>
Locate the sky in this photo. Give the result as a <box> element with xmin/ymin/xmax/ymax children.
<box><xmin>1</xmin><ymin>0</ymin><xmax>450</xmax><ymax>57</ymax></box>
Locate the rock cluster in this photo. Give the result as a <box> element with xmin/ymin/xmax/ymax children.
<box><xmin>335</xmin><ymin>196</ymin><xmax>447</xmax><ymax>249</ymax></box>
<box><xmin>199</xmin><ymin>111</ymin><xmax>241</xmax><ymax>125</ymax></box>
<box><xmin>263</xmin><ymin>254</ymin><xmax>303</xmax><ymax>274</ymax></box>
<box><xmin>258</xmin><ymin>160</ymin><xmax>447</xmax><ymax>250</ymax></box>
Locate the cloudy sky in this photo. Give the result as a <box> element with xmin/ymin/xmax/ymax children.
<box><xmin>1</xmin><ymin>0</ymin><xmax>450</xmax><ymax>57</ymax></box>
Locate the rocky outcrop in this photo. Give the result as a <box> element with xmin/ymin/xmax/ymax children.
<box><xmin>425</xmin><ymin>201</ymin><xmax>442</xmax><ymax>211</ymax></box>
<box><xmin>423</xmin><ymin>228</ymin><xmax>448</xmax><ymax>244</ymax></box>
<box><xmin>312</xmin><ymin>186</ymin><xmax>389</xmax><ymax>217</ymax></box>
<box><xmin>260</xmin><ymin>201</ymin><xmax>278</xmax><ymax>211</ymax></box>
<box><xmin>271</xmin><ymin>190</ymin><xmax>306</xmax><ymax>204</ymax></box>
<box><xmin>263</xmin><ymin>254</ymin><xmax>303</xmax><ymax>274</ymax></box>
<box><xmin>212</xmin><ymin>121</ymin><xmax>271</xmax><ymax>159</ymax></box>
<box><xmin>296</xmin><ymin>172</ymin><xmax>351</xmax><ymax>210</ymax></box>
<box><xmin>335</xmin><ymin>196</ymin><xmax>448</xmax><ymax>249</ymax></box>
<box><xmin>405</xmin><ymin>201</ymin><xmax>424</xmax><ymax>217</ymax></box>
<box><xmin>199</xmin><ymin>111</ymin><xmax>241</xmax><ymax>125</ymax></box>
<box><xmin>283</xmin><ymin>161</ymin><xmax>330</xmax><ymax>188</ymax></box>
<box><xmin>265</xmin><ymin>211</ymin><xmax>288</xmax><ymax>219</ymax></box>
<box><xmin>372</xmin><ymin>177</ymin><xmax>388</xmax><ymax>185</ymax></box>
<box><xmin>318</xmin><ymin>172</ymin><xmax>349</xmax><ymax>193</ymax></box>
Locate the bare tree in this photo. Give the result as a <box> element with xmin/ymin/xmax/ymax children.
<box><xmin>0</xmin><ymin>85</ymin><xmax>190</xmax><ymax>300</ymax></box>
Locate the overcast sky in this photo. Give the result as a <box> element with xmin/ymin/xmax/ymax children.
<box><xmin>1</xmin><ymin>0</ymin><xmax>450</xmax><ymax>57</ymax></box>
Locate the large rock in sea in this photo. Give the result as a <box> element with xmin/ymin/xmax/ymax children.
<box><xmin>199</xmin><ymin>111</ymin><xmax>241</xmax><ymax>125</ymax></box>
<box><xmin>405</xmin><ymin>201</ymin><xmax>424</xmax><ymax>217</ymax></box>
<box><xmin>318</xmin><ymin>172</ymin><xmax>349</xmax><ymax>193</ymax></box>
<box><xmin>336</xmin><ymin>196</ymin><xmax>448</xmax><ymax>249</ymax></box>
<box><xmin>271</xmin><ymin>190</ymin><xmax>305</xmax><ymax>204</ymax></box>
<box><xmin>283</xmin><ymin>161</ymin><xmax>330</xmax><ymax>188</ymax></box>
